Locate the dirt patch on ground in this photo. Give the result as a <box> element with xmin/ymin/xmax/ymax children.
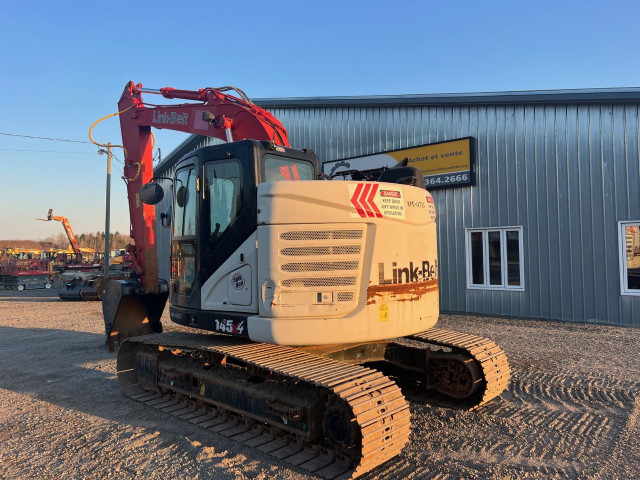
<box><xmin>0</xmin><ymin>290</ymin><xmax>638</xmax><ymax>479</ymax></box>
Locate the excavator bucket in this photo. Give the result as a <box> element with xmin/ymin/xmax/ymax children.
<box><xmin>102</xmin><ymin>278</ymin><xmax>168</xmax><ymax>352</ymax></box>
<box><xmin>78</xmin><ymin>277</ymin><xmax>103</xmax><ymax>301</ymax></box>
<box><xmin>58</xmin><ymin>276</ymin><xmax>103</xmax><ymax>301</ymax></box>
<box><xmin>58</xmin><ymin>277</ymin><xmax>88</xmax><ymax>301</ymax></box>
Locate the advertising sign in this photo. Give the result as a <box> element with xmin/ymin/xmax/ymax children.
<box><xmin>324</xmin><ymin>137</ymin><xmax>475</xmax><ymax>189</ymax></box>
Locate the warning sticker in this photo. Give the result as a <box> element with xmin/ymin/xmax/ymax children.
<box><xmin>426</xmin><ymin>195</ymin><xmax>437</xmax><ymax>220</ymax></box>
<box><xmin>349</xmin><ymin>184</ymin><xmax>406</xmax><ymax>219</ymax></box>
<box><xmin>378</xmin><ymin>303</ymin><xmax>390</xmax><ymax>322</ymax></box>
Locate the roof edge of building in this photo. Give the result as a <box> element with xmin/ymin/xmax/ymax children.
<box><xmin>156</xmin><ymin>87</ymin><xmax>640</xmax><ymax>171</ymax></box>
<box><xmin>253</xmin><ymin>87</ymin><xmax>640</xmax><ymax>108</ymax></box>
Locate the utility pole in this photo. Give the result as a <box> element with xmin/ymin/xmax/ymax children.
<box><xmin>100</xmin><ymin>144</ymin><xmax>112</xmax><ymax>278</ymax></box>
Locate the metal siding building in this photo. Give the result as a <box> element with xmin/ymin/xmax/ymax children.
<box><xmin>155</xmin><ymin>88</ymin><xmax>640</xmax><ymax>326</ymax></box>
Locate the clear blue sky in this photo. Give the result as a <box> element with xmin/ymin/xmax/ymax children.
<box><xmin>1</xmin><ymin>0</ymin><xmax>639</xmax><ymax>239</ymax></box>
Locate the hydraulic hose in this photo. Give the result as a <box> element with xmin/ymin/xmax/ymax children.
<box><xmin>88</xmin><ymin>106</ymin><xmax>157</xmax><ymax>158</ymax></box>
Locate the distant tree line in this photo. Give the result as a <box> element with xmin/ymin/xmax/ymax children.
<box><xmin>39</xmin><ymin>231</ymin><xmax>133</xmax><ymax>251</ymax></box>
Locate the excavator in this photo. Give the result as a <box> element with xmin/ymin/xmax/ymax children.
<box><xmin>36</xmin><ymin>209</ymin><xmax>102</xmax><ymax>270</ymax></box>
<box><xmin>103</xmin><ymin>81</ymin><xmax>510</xmax><ymax>479</ymax></box>
<box><xmin>36</xmin><ymin>209</ymin><xmax>83</xmax><ymax>262</ymax></box>
<box><xmin>37</xmin><ymin>209</ymin><xmax>105</xmax><ymax>300</ymax></box>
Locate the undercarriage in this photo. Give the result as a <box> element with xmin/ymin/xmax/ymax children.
<box><xmin>117</xmin><ymin>328</ymin><xmax>510</xmax><ymax>479</ymax></box>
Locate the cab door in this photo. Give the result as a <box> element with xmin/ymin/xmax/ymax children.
<box><xmin>199</xmin><ymin>155</ymin><xmax>257</xmax><ymax>309</ymax></box>
<box><xmin>170</xmin><ymin>160</ymin><xmax>200</xmax><ymax>309</ymax></box>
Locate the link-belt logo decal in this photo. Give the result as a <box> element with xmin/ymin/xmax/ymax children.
<box><xmin>378</xmin><ymin>260</ymin><xmax>437</xmax><ymax>284</ymax></box>
<box><xmin>349</xmin><ymin>184</ymin><xmax>405</xmax><ymax>219</ymax></box>
<box><xmin>231</xmin><ymin>272</ymin><xmax>245</xmax><ymax>290</ymax></box>
<box><xmin>152</xmin><ymin>111</ymin><xmax>189</xmax><ymax>125</ymax></box>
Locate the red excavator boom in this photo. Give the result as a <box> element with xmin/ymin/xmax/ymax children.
<box><xmin>117</xmin><ymin>81</ymin><xmax>289</xmax><ymax>293</ymax></box>
<box><xmin>103</xmin><ymin>81</ymin><xmax>290</xmax><ymax>349</ymax></box>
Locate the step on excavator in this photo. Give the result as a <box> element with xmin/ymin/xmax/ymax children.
<box><xmin>103</xmin><ymin>81</ymin><xmax>511</xmax><ymax>479</ymax></box>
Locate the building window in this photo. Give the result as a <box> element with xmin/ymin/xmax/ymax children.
<box><xmin>466</xmin><ymin>227</ymin><xmax>524</xmax><ymax>291</ymax></box>
<box><xmin>619</xmin><ymin>221</ymin><xmax>640</xmax><ymax>296</ymax></box>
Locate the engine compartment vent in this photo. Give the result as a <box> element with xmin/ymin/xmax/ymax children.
<box><xmin>281</xmin><ymin>245</ymin><xmax>362</xmax><ymax>256</ymax></box>
<box><xmin>281</xmin><ymin>277</ymin><xmax>357</xmax><ymax>288</ymax></box>
<box><xmin>280</xmin><ymin>230</ymin><xmax>363</xmax><ymax>241</ymax></box>
<box><xmin>337</xmin><ymin>292</ymin><xmax>355</xmax><ymax>302</ymax></box>
<box><xmin>271</xmin><ymin>225</ymin><xmax>365</xmax><ymax>309</ymax></box>
<box><xmin>281</xmin><ymin>261</ymin><xmax>359</xmax><ymax>272</ymax></box>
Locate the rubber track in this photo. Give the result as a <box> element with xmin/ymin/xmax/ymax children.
<box><xmin>409</xmin><ymin>327</ymin><xmax>511</xmax><ymax>410</ymax></box>
<box><xmin>119</xmin><ymin>332</ymin><xmax>411</xmax><ymax>479</ymax></box>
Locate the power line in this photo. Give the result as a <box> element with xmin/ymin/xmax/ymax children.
<box><xmin>109</xmin><ymin>151</ymin><xmax>125</xmax><ymax>167</ymax></box>
<box><xmin>0</xmin><ymin>148</ymin><xmax>137</xmax><ymax>171</ymax></box>
<box><xmin>0</xmin><ymin>148</ymin><xmax>96</xmax><ymax>154</ymax></box>
<box><xmin>0</xmin><ymin>132</ymin><xmax>91</xmax><ymax>144</ymax></box>
<box><xmin>0</xmin><ymin>132</ymin><xmax>150</xmax><ymax>169</ymax></box>
<box><xmin>0</xmin><ymin>148</ymin><xmax>125</xmax><ymax>169</ymax></box>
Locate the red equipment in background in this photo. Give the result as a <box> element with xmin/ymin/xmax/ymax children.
<box><xmin>0</xmin><ymin>258</ymin><xmax>51</xmax><ymax>290</ymax></box>
<box><xmin>43</xmin><ymin>209</ymin><xmax>82</xmax><ymax>261</ymax></box>
<box><xmin>36</xmin><ymin>209</ymin><xmax>101</xmax><ymax>272</ymax></box>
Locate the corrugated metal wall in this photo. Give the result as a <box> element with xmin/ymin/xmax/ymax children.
<box><xmin>156</xmin><ymin>102</ymin><xmax>640</xmax><ymax>326</ymax></box>
<box><xmin>267</xmin><ymin>104</ymin><xmax>640</xmax><ymax>326</ymax></box>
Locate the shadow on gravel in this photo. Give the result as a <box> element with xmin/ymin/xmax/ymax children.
<box><xmin>0</xmin><ymin>297</ymin><xmax>63</xmax><ymax>303</ymax></box>
<box><xmin>0</xmin><ymin>325</ymin><xmax>274</xmax><ymax>480</ymax></box>
<box><xmin>0</xmin><ymin>325</ymin><xmax>132</xmax><ymax>423</ymax></box>
<box><xmin>0</xmin><ymin>289</ymin><xmax>62</xmax><ymax>303</ymax></box>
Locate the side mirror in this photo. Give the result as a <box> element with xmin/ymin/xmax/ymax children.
<box><xmin>161</xmin><ymin>205</ymin><xmax>172</xmax><ymax>228</ymax></box>
<box><xmin>139</xmin><ymin>182</ymin><xmax>164</xmax><ymax>205</ymax></box>
<box><xmin>176</xmin><ymin>185</ymin><xmax>189</xmax><ymax>208</ymax></box>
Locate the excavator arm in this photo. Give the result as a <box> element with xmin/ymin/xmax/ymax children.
<box><xmin>104</xmin><ymin>81</ymin><xmax>290</xmax><ymax>349</ymax></box>
<box><xmin>36</xmin><ymin>209</ymin><xmax>82</xmax><ymax>261</ymax></box>
<box><xmin>116</xmin><ymin>81</ymin><xmax>289</xmax><ymax>293</ymax></box>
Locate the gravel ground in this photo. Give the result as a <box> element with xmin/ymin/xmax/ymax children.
<box><xmin>0</xmin><ymin>289</ymin><xmax>638</xmax><ymax>480</ymax></box>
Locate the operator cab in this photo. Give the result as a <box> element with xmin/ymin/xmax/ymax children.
<box><xmin>167</xmin><ymin>139</ymin><xmax>319</xmax><ymax>327</ymax></box>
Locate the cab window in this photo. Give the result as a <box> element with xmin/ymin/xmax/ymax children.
<box><xmin>263</xmin><ymin>155</ymin><xmax>314</xmax><ymax>182</ymax></box>
<box><xmin>205</xmin><ymin>160</ymin><xmax>243</xmax><ymax>251</ymax></box>
<box><xmin>173</xmin><ymin>166</ymin><xmax>197</xmax><ymax>237</ymax></box>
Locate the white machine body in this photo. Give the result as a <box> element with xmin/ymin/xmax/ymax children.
<box><xmin>199</xmin><ymin>180</ymin><xmax>439</xmax><ymax>345</ymax></box>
